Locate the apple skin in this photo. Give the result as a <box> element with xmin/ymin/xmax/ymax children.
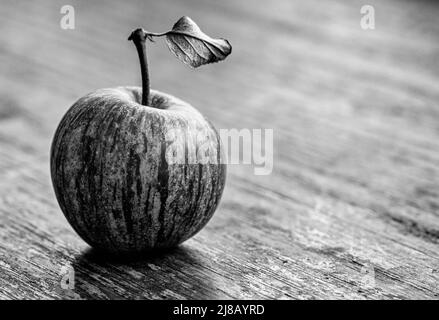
<box><xmin>50</xmin><ymin>87</ymin><xmax>226</xmax><ymax>253</ymax></box>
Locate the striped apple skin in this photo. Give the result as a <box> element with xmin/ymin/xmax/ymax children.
<box><xmin>50</xmin><ymin>87</ymin><xmax>226</xmax><ymax>253</ymax></box>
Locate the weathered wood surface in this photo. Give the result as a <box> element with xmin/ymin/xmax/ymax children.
<box><xmin>0</xmin><ymin>0</ymin><xmax>439</xmax><ymax>299</ymax></box>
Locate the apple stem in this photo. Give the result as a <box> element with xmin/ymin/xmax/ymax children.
<box><xmin>129</xmin><ymin>28</ymin><xmax>151</xmax><ymax>106</ymax></box>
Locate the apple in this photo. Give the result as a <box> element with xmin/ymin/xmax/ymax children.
<box><xmin>50</xmin><ymin>18</ymin><xmax>231</xmax><ymax>253</ymax></box>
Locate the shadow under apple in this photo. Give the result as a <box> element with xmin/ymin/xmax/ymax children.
<box><xmin>66</xmin><ymin>245</ymin><xmax>217</xmax><ymax>299</ymax></box>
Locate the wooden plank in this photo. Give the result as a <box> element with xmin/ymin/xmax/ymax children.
<box><xmin>0</xmin><ymin>0</ymin><xmax>438</xmax><ymax>299</ymax></box>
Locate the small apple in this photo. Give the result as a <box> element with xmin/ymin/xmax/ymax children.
<box><xmin>50</xmin><ymin>17</ymin><xmax>231</xmax><ymax>253</ymax></box>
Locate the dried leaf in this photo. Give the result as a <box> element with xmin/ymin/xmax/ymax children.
<box><xmin>160</xmin><ymin>16</ymin><xmax>232</xmax><ymax>68</ymax></box>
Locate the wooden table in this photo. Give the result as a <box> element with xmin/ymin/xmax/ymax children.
<box><xmin>1</xmin><ymin>0</ymin><xmax>438</xmax><ymax>299</ymax></box>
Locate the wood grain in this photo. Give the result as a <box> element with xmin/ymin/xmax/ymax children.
<box><xmin>0</xmin><ymin>0</ymin><xmax>438</xmax><ymax>299</ymax></box>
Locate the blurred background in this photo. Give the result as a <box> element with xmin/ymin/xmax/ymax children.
<box><xmin>0</xmin><ymin>0</ymin><xmax>438</xmax><ymax>299</ymax></box>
